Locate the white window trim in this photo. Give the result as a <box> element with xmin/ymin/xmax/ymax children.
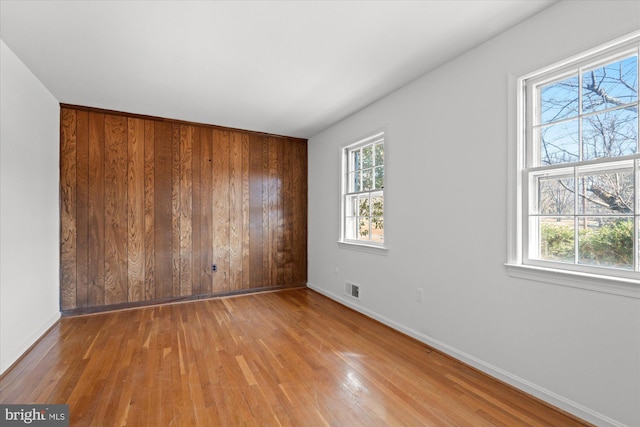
<box><xmin>338</xmin><ymin>129</ymin><xmax>388</xmax><ymax>253</ymax></box>
<box><xmin>506</xmin><ymin>30</ymin><xmax>640</xmax><ymax>299</ymax></box>
<box><xmin>337</xmin><ymin>240</ymin><xmax>389</xmax><ymax>255</ymax></box>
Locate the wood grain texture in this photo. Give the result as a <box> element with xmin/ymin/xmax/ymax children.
<box><xmin>199</xmin><ymin>127</ymin><xmax>213</xmax><ymax>295</ymax></box>
<box><xmin>261</xmin><ymin>137</ymin><xmax>270</xmax><ymax>286</ymax></box>
<box><xmin>88</xmin><ymin>112</ymin><xmax>105</xmax><ymax>306</ymax></box>
<box><xmin>191</xmin><ymin>126</ymin><xmax>201</xmax><ymax>295</ymax></box>
<box><xmin>127</xmin><ymin>118</ymin><xmax>145</xmax><ymax>303</ymax></box>
<box><xmin>229</xmin><ymin>132</ymin><xmax>243</xmax><ymax>292</ymax></box>
<box><xmin>241</xmin><ymin>133</ymin><xmax>251</xmax><ymax>290</ymax></box>
<box><xmin>0</xmin><ymin>289</ymin><xmax>591</xmax><ymax>427</ymax></box>
<box><xmin>143</xmin><ymin>120</ymin><xmax>155</xmax><ymax>301</ymax></box>
<box><xmin>104</xmin><ymin>114</ymin><xmax>128</xmax><ymax>305</ymax></box>
<box><xmin>60</xmin><ymin>106</ymin><xmax>307</xmax><ymax>311</ymax></box>
<box><xmin>76</xmin><ymin>110</ymin><xmax>89</xmax><ymax>308</ymax></box>
<box><xmin>171</xmin><ymin>124</ymin><xmax>181</xmax><ymax>297</ymax></box>
<box><xmin>60</xmin><ymin>108</ymin><xmax>77</xmax><ymax>311</ymax></box>
<box><xmin>292</xmin><ymin>139</ymin><xmax>308</xmax><ymax>286</ymax></box>
<box><xmin>154</xmin><ymin>121</ymin><xmax>173</xmax><ymax>299</ymax></box>
<box><xmin>268</xmin><ymin>137</ymin><xmax>281</xmax><ymax>287</ymax></box>
<box><xmin>280</xmin><ymin>139</ymin><xmax>293</xmax><ymax>286</ymax></box>
<box><xmin>249</xmin><ymin>134</ymin><xmax>264</xmax><ymax>287</ymax></box>
<box><xmin>213</xmin><ymin>130</ymin><xmax>231</xmax><ymax>293</ymax></box>
<box><xmin>276</xmin><ymin>138</ymin><xmax>286</xmax><ymax>287</ymax></box>
<box><xmin>179</xmin><ymin>125</ymin><xmax>193</xmax><ymax>296</ymax></box>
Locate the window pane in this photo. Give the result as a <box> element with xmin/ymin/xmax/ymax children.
<box><xmin>358</xmin><ymin>217</ymin><xmax>371</xmax><ymax>239</ymax></box>
<box><xmin>578</xmin><ymin>168</ymin><xmax>634</xmax><ymax>214</ymax></box>
<box><xmin>351</xmin><ymin>171</ymin><xmax>361</xmax><ymax>192</ymax></box>
<box><xmin>538</xmin><ymin>119</ymin><xmax>579</xmax><ymax>165</ymax></box>
<box><xmin>539</xmin><ymin>217</ymin><xmax>575</xmax><ymax>263</ymax></box>
<box><xmin>536</xmin><ymin>175</ymin><xmax>575</xmax><ymax>215</ymax></box>
<box><xmin>371</xmin><ymin>217</ymin><xmax>384</xmax><ymax>243</ymax></box>
<box><xmin>539</xmin><ymin>75</ymin><xmax>579</xmax><ymax>124</ymax></box>
<box><xmin>582</xmin><ymin>107</ymin><xmax>638</xmax><ymax>160</ymax></box>
<box><xmin>371</xmin><ymin>193</ymin><xmax>383</xmax><ymax>217</ymax></box>
<box><xmin>351</xmin><ymin>149</ymin><xmax>361</xmax><ymax>172</ymax></box>
<box><xmin>582</xmin><ymin>56</ymin><xmax>638</xmax><ymax>113</ymax></box>
<box><xmin>363</xmin><ymin>145</ymin><xmax>373</xmax><ymax>168</ymax></box>
<box><xmin>348</xmin><ymin>172</ymin><xmax>358</xmax><ymax>193</ymax></box>
<box><xmin>358</xmin><ymin>196</ymin><xmax>370</xmax><ymax>217</ymax></box>
<box><xmin>578</xmin><ymin>217</ymin><xmax>633</xmax><ymax>269</ymax></box>
<box><xmin>375</xmin><ymin>143</ymin><xmax>384</xmax><ymax>166</ymax></box>
<box><xmin>345</xmin><ymin>217</ymin><xmax>357</xmax><ymax>240</ymax></box>
<box><xmin>362</xmin><ymin>169</ymin><xmax>373</xmax><ymax>191</ymax></box>
<box><xmin>374</xmin><ymin>166</ymin><xmax>384</xmax><ymax>189</ymax></box>
<box><xmin>637</xmin><ymin>219</ymin><xmax>640</xmax><ymax>270</ymax></box>
<box><xmin>345</xmin><ymin>195</ymin><xmax>358</xmax><ymax>217</ymax></box>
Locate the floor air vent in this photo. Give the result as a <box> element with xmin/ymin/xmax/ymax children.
<box><xmin>345</xmin><ymin>282</ymin><xmax>360</xmax><ymax>300</ymax></box>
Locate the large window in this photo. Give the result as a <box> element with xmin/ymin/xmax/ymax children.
<box><xmin>514</xmin><ymin>33</ymin><xmax>640</xmax><ymax>292</ymax></box>
<box><xmin>341</xmin><ymin>132</ymin><xmax>385</xmax><ymax>247</ymax></box>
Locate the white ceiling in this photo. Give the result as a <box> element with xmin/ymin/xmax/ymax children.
<box><xmin>1</xmin><ymin>0</ymin><xmax>556</xmax><ymax>138</ymax></box>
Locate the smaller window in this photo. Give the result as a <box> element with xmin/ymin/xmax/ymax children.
<box><xmin>341</xmin><ymin>132</ymin><xmax>385</xmax><ymax>247</ymax></box>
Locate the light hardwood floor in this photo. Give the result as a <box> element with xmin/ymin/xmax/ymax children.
<box><xmin>0</xmin><ymin>288</ymin><xmax>589</xmax><ymax>426</ymax></box>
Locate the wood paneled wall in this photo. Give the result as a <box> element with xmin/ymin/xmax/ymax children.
<box><xmin>60</xmin><ymin>106</ymin><xmax>307</xmax><ymax>312</ymax></box>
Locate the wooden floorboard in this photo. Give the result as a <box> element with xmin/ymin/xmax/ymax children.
<box><xmin>0</xmin><ymin>288</ymin><xmax>589</xmax><ymax>426</ymax></box>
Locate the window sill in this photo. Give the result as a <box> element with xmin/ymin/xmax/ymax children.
<box><xmin>338</xmin><ymin>241</ymin><xmax>388</xmax><ymax>255</ymax></box>
<box><xmin>505</xmin><ymin>263</ymin><xmax>640</xmax><ymax>299</ymax></box>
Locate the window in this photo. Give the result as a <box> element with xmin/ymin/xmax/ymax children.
<box><xmin>510</xmin><ymin>32</ymin><xmax>640</xmax><ymax>296</ymax></box>
<box><xmin>340</xmin><ymin>131</ymin><xmax>385</xmax><ymax>248</ymax></box>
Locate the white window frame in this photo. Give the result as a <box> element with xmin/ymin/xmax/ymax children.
<box><xmin>339</xmin><ymin>130</ymin><xmax>388</xmax><ymax>253</ymax></box>
<box><xmin>507</xmin><ymin>31</ymin><xmax>640</xmax><ymax>299</ymax></box>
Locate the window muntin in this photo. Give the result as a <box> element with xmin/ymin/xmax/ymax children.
<box><xmin>342</xmin><ymin>133</ymin><xmax>385</xmax><ymax>246</ymax></box>
<box><xmin>524</xmin><ymin>45</ymin><xmax>639</xmax><ymax>277</ymax></box>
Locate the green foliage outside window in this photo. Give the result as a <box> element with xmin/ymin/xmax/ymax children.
<box><xmin>358</xmin><ymin>197</ymin><xmax>384</xmax><ymax>237</ymax></box>
<box><xmin>540</xmin><ymin>224</ymin><xmax>575</xmax><ymax>262</ymax></box>
<box><xmin>541</xmin><ymin>219</ymin><xmax>633</xmax><ymax>268</ymax></box>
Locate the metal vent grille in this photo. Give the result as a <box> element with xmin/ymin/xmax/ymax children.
<box><xmin>345</xmin><ymin>282</ymin><xmax>360</xmax><ymax>300</ymax></box>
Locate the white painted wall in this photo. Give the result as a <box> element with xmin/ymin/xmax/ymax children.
<box><xmin>1</xmin><ymin>40</ymin><xmax>60</xmax><ymax>374</ymax></box>
<box><xmin>308</xmin><ymin>2</ymin><xmax>640</xmax><ymax>426</ymax></box>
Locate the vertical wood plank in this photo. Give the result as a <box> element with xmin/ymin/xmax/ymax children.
<box><xmin>154</xmin><ymin>121</ymin><xmax>173</xmax><ymax>299</ymax></box>
<box><xmin>249</xmin><ymin>135</ymin><xmax>264</xmax><ymax>287</ymax></box>
<box><xmin>262</xmin><ymin>138</ymin><xmax>270</xmax><ymax>287</ymax></box>
<box><xmin>60</xmin><ymin>108</ymin><xmax>77</xmax><ymax>310</ymax></box>
<box><xmin>200</xmin><ymin>127</ymin><xmax>214</xmax><ymax>295</ymax></box>
<box><xmin>179</xmin><ymin>125</ymin><xmax>193</xmax><ymax>296</ymax></box>
<box><xmin>104</xmin><ymin>114</ymin><xmax>128</xmax><ymax>305</ymax></box>
<box><xmin>280</xmin><ymin>138</ymin><xmax>293</xmax><ymax>286</ymax></box>
<box><xmin>127</xmin><ymin>118</ymin><xmax>145</xmax><ymax>302</ymax></box>
<box><xmin>301</xmin><ymin>140</ymin><xmax>308</xmax><ymax>285</ymax></box>
<box><xmin>229</xmin><ymin>132</ymin><xmax>243</xmax><ymax>291</ymax></box>
<box><xmin>292</xmin><ymin>140</ymin><xmax>308</xmax><ymax>285</ymax></box>
<box><xmin>171</xmin><ymin>124</ymin><xmax>181</xmax><ymax>297</ymax></box>
<box><xmin>241</xmin><ymin>133</ymin><xmax>250</xmax><ymax>289</ymax></box>
<box><xmin>268</xmin><ymin>137</ymin><xmax>280</xmax><ymax>287</ymax></box>
<box><xmin>144</xmin><ymin>120</ymin><xmax>155</xmax><ymax>300</ymax></box>
<box><xmin>88</xmin><ymin>112</ymin><xmax>105</xmax><ymax>307</ymax></box>
<box><xmin>192</xmin><ymin>126</ymin><xmax>201</xmax><ymax>295</ymax></box>
<box><xmin>213</xmin><ymin>130</ymin><xmax>231</xmax><ymax>293</ymax></box>
<box><xmin>276</xmin><ymin>138</ymin><xmax>286</xmax><ymax>286</ymax></box>
<box><xmin>76</xmin><ymin>110</ymin><xmax>89</xmax><ymax>307</ymax></box>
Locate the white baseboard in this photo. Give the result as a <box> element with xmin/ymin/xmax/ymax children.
<box><xmin>306</xmin><ymin>282</ymin><xmax>627</xmax><ymax>427</ymax></box>
<box><xmin>0</xmin><ymin>312</ymin><xmax>60</xmax><ymax>375</ymax></box>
